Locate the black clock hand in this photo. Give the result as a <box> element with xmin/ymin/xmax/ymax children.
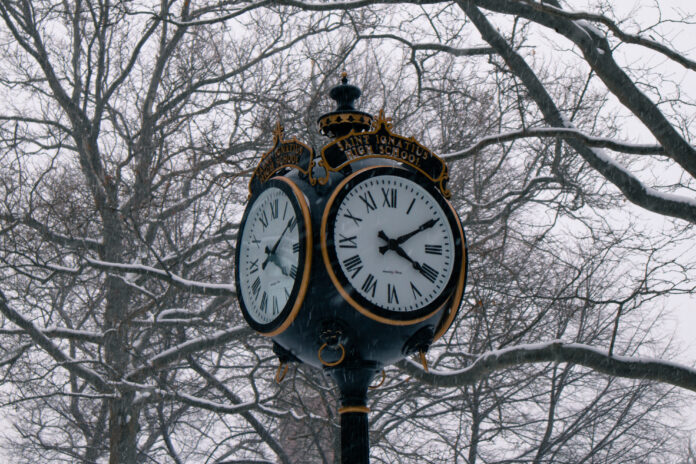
<box><xmin>393</xmin><ymin>218</ymin><xmax>439</xmax><ymax>245</ymax></box>
<box><xmin>392</xmin><ymin>244</ymin><xmax>423</xmax><ymax>272</ymax></box>
<box><xmin>267</xmin><ymin>253</ymin><xmax>291</xmax><ymax>276</ymax></box>
<box><xmin>262</xmin><ymin>218</ymin><xmax>294</xmax><ymax>269</ymax></box>
<box><xmin>378</xmin><ymin>230</ymin><xmax>391</xmax><ymax>254</ymax></box>
<box><xmin>378</xmin><ymin>231</ymin><xmax>425</xmax><ymax>270</ymax></box>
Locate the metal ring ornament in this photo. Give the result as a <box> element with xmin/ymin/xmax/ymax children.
<box><xmin>368</xmin><ymin>370</ymin><xmax>386</xmax><ymax>390</ymax></box>
<box><xmin>318</xmin><ymin>343</ymin><xmax>346</xmax><ymax>367</ymax></box>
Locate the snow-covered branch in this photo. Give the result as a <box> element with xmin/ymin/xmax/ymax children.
<box><xmin>0</xmin><ymin>213</ymin><xmax>103</xmax><ymax>252</ymax></box>
<box><xmin>441</xmin><ymin>128</ymin><xmax>668</xmax><ymax>162</ymax></box>
<box><xmin>0</xmin><ymin>326</ymin><xmax>103</xmax><ymax>344</ymax></box>
<box><xmin>85</xmin><ymin>257</ymin><xmax>236</xmax><ymax>296</ymax></box>
<box><xmin>515</xmin><ymin>0</ymin><xmax>696</xmax><ymax>72</ymax></box>
<box><xmin>461</xmin><ymin>1</ymin><xmax>696</xmax><ymax>224</ymax></box>
<box><xmin>466</xmin><ymin>0</ymin><xmax>696</xmax><ymax>180</ymax></box>
<box><xmin>0</xmin><ymin>290</ymin><xmax>111</xmax><ymax>392</ymax></box>
<box><xmin>127</xmin><ymin>325</ymin><xmax>252</xmax><ymax>381</ymax></box>
<box><xmin>398</xmin><ymin>341</ymin><xmax>696</xmax><ymax>392</ymax></box>
<box><xmin>357</xmin><ymin>33</ymin><xmax>494</xmax><ymax>57</ymax></box>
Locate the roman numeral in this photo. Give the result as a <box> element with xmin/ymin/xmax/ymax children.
<box><xmin>292</xmin><ymin>242</ymin><xmax>300</xmax><ymax>253</ymax></box>
<box><xmin>420</xmin><ymin>263</ymin><xmax>438</xmax><ymax>283</ymax></box>
<box><xmin>343</xmin><ymin>255</ymin><xmax>363</xmax><ymax>278</ymax></box>
<box><xmin>270</xmin><ymin>198</ymin><xmax>279</xmax><ymax>219</ymax></box>
<box><xmin>260</xmin><ymin>210</ymin><xmax>269</xmax><ymax>229</ymax></box>
<box><xmin>289</xmin><ymin>265</ymin><xmax>298</xmax><ymax>279</ymax></box>
<box><xmin>359</xmin><ymin>191</ymin><xmax>377</xmax><ymax>212</ymax></box>
<box><xmin>260</xmin><ymin>292</ymin><xmax>268</xmax><ymax>313</ymax></box>
<box><xmin>288</xmin><ymin>216</ymin><xmax>297</xmax><ymax>232</ymax></box>
<box><xmin>251</xmin><ymin>277</ymin><xmax>261</xmax><ymax>297</ymax></box>
<box><xmin>282</xmin><ymin>201</ymin><xmax>288</xmax><ymax>220</ymax></box>
<box><xmin>251</xmin><ymin>235</ymin><xmax>261</xmax><ymax>247</ymax></box>
<box><xmin>381</xmin><ymin>188</ymin><xmax>397</xmax><ymax>208</ymax></box>
<box><xmin>343</xmin><ymin>209</ymin><xmax>363</xmax><ymax>226</ymax></box>
<box><xmin>425</xmin><ymin>244</ymin><xmax>442</xmax><ymax>255</ymax></box>
<box><xmin>406</xmin><ymin>198</ymin><xmax>416</xmax><ymax>214</ymax></box>
<box><xmin>338</xmin><ymin>234</ymin><xmax>358</xmax><ymax>248</ymax></box>
<box><xmin>410</xmin><ymin>282</ymin><xmax>422</xmax><ymax>298</ymax></box>
<box><xmin>284</xmin><ymin>287</ymin><xmax>291</xmax><ymax>298</ymax></box>
<box><xmin>387</xmin><ymin>283</ymin><xmax>399</xmax><ymax>304</ymax></box>
<box><xmin>273</xmin><ymin>295</ymin><xmax>279</xmax><ymax>315</ymax></box>
<box><xmin>361</xmin><ymin>273</ymin><xmax>377</xmax><ymax>297</ymax></box>
<box><xmin>248</xmin><ymin>259</ymin><xmax>259</xmax><ymax>274</ymax></box>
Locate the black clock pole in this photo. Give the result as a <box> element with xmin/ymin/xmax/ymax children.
<box><xmin>330</xmin><ymin>365</ymin><xmax>378</xmax><ymax>464</ymax></box>
<box><xmin>341</xmin><ymin>410</ymin><xmax>369</xmax><ymax>463</ymax></box>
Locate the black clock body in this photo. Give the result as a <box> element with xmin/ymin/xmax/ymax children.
<box><xmin>268</xmin><ymin>160</ymin><xmax>467</xmax><ymax>370</ymax></box>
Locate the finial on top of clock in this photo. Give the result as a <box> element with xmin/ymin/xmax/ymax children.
<box><xmin>318</xmin><ymin>73</ymin><xmax>373</xmax><ymax>139</ymax></box>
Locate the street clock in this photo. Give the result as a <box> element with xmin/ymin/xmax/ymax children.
<box><xmin>235</xmin><ymin>178</ymin><xmax>312</xmax><ymax>336</ymax></box>
<box><xmin>322</xmin><ymin>165</ymin><xmax>465</xmax><ymax>325</ymax></box>
<box><xmin>234</xmin><ymin>74</ymin><xmax>467</xmax><ymax>464</ymax></box>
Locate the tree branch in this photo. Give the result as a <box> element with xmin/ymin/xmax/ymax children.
<box><xmin>398</xmin><ymin>341</ymin><xmax>696</xmax><ymax>392</ymax></box>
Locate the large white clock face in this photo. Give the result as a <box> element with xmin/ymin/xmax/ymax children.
<box><xmin>237</xmin><ymin>183</ymin><xmax>306</xmax><ymax>330</ymax></box>
<box><xmin>326</xmin><ymin>169</ymin><xmax>458</xmax><ymax>318</ymax></box>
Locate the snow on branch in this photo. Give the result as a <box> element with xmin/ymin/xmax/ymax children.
<box><xmin>127</xmin><ymin>325</ymin><xmax>252</xmax><ymax>381</ymax></box>
<box><xmin>398</xmin><ymin>341</ymin><xmax>696</xmax><ymax>392</ymax></box>
<box><xmin>0</xmin><ymin>290</ymin><xmax>112</xmax><ymax>392</ymax></box>
<box><xmin>124</xmin><ymin>382</ymin><xmax>256</xmax><ymax>414</ymax></box>
<box><xmin>467</xmin><ymin>0</ymin><xmax>696</xmax><ymax>180</ymax></box>
<box><xmin>515</xmin><ymin>0</ymin><xmax>696</xmax><ymax>72</ymax></box>
<box><xmin>0</xmin><ymin>326</ymin><xmax>103</xmax><ymax>344</ymax></box>
<box><xmin>85</xmin><ymin>257</ymin><xmax>236</xmax><ymax>296</ymax></box>
<box><xmin>441</xmin><ymin>128</ymin><xmax>668</xmax><ymax>162</ymax></box>
<box><xmin>462</xmin><ymin>1</ymin><xmax>696</xmax><ymax>224</ymax></box>
<box><xmin>0</xmin><ymin>213</ymin><xmax>103</xmax><ymax>252</ymax></box>
<box><xmin>357</xmin><ymin>33</ymin><xmax>495</xmax><ymax>56</ymax></box>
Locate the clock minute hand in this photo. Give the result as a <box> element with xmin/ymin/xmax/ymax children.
<box><xmin>392</xmin><ymin>244</ymin><xmax>423</xmax><ymax>272</ymax></box>
<box><xmin>377</xmin><ymin>232</ymin><xmax>426</xmax><ymax>272</ymax></box>
<box><xmin>262</xmin><ymin>218</ymin><xmax>294</xmax><ymax>269</ymax></box>
<box><xmin>393</xmin><ymin>218</ymin><xmax>438</xmax><ymax>245</ymax></box>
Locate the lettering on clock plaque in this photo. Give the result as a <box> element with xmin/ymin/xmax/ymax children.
<box><xmin>317</xmin><ymin>110</ymin><xmax>451</xmax><ymax>198</ymax></box>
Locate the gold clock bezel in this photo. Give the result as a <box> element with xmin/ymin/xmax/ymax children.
<box><xmin>235</xmin><ymin>176</ymin><xmax>313</xmax><ymax>337</ymax></box>
<box><xmin>320</xmin><ymin>165</ymin><xmax>464</xmax><ymax>326</ymax></box>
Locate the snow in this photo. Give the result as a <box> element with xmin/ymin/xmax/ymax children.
<box><xmin>413</xmin><ymin>340</ymin><xmax>696</xmax><ymax>379</ymax></box>
<box><xmin>86</xmin><ymin>258</ymin><xmax>236</xmax><ymax>294</ymax></box>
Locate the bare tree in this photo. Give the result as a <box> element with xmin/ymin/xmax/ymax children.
<box><xmin>0</xmin><ymin>0</ymin><xmax>695</xmax><ymax>463</ymax></box>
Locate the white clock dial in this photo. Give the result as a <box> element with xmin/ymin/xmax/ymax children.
<box><xmin>326</xmin><ymin>169</ymin><xmax>458</xmax><ymax>318</ymax></box>
<box><xmin>237</xmin><ymin>181</ymin><xmax>307</xmax><ymax>331</ymax></box>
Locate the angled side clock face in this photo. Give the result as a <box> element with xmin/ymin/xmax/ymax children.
<box><xmin>235</xmin><ymin>178</ymin><xmax>312</xmax><ymax>336</ymax></box>
<box><xmin>321</xmin><ymin>166</ymin><xmax>465</xmax><ymax>325</ymax></box>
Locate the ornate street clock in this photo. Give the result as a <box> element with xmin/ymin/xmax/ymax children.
<box><xmin>235</xmin><ymin>177</ymin><xmax>312</xmax><ymax>336</ymax></box>
<box><xmin>322</xmin><ymin>166</ymin><xmax>464</xmax><ymax>325</ymax></box>
<box><xmin>234</xmin><ymin>75</ymin><xmax>467</xmax><ymax>464</ymax></box>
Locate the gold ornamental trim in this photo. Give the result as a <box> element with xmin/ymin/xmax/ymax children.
<box><xmin>258</xmin><ymin>176</ymin><xmax>313</xmax><ymax>337</ymax></box>
<box><xmin>433</xmin><ymin>199</ymin><xmax>468</xmax><ymax>342</ymax></box>
<box><xmin>338</xmin><ymin>406</ymin><xmax>370</xmax><ymax>414</ymax></box>
<box><xmin>316</xmin><ymin>110</ymin><xmax>451</xmax><ymax>198</ymax></box>
<box><xmin>318</xmin><ymin>112</ymin><xmax>373</xmax><ymax>133</ymax></box>
<box><xmin>248</xmin><ymin>122</ymin><xmax>315</xmax><ymax>195</ymax></box>
<box><xmin>319</xmin><ymin>165</ymin><xmax>447</xmax><ymax>327</ymax></box>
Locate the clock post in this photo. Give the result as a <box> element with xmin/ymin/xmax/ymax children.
<box><xmin>234</xmin><ymin>74</ymin><xmax>467</xmax><ymax>463</ymax></box>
